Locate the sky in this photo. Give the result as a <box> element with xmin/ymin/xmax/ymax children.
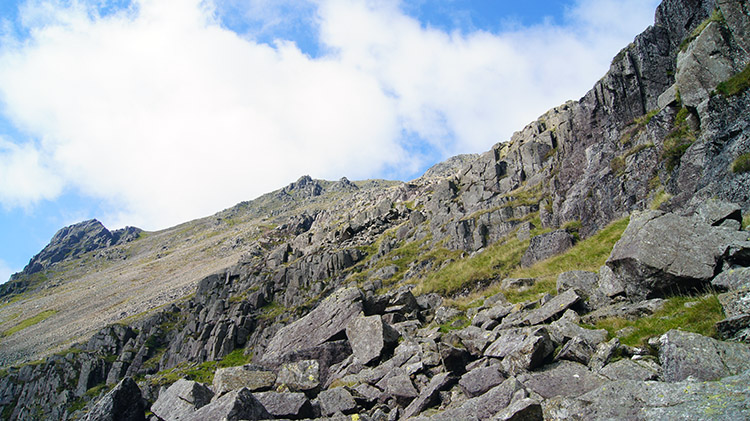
<box><xmin>0</xmin><ymin>0</ymin><xmax>661</xmax><ymax>283</ymax></box>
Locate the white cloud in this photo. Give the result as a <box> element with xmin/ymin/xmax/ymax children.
<box><xmin>0</xmin><ymin>0</ymin><xmax>659</xmax><ymax>230</ymax></box>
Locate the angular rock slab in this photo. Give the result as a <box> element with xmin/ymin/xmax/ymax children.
<box><xmin>543</xmin><ymin>370</ymin><xmax>750</xmax><ymax>420</ymax></box>
<box><xmin>275</xmin><ymin>359</ymin><xmax>320</xmax><ymax>392</ymax></box>
<box><xmin>521</xmin><ymin>230</ymin><xmax>574</xmax><ymax>267</ymax></box>
<box><xmin>402</xmin><ymin>372</ymin><xmax>455</xmax><ymax>419</ymax></box>
<box><xmin>186</xmin><ymin>388</ymin><xmax>270</xmax><ymax>421</ymax></box>
<box><xmin>519</xmin><ymin>361</ymin><xmax>606</xmax><ymax>399</ymax></box>
<box><xmin>458</xmin><ymin>365</ymin><xmax>506</xmax><ymax>398</ymax></box>
<box><xmin>260</xmin><ymin>287</ymin><xmax>363</xmax><ymax>366</ymax></box>
<box><xmin>212</xmin><ymin>365</ymin><xmax>275</xmax><ymax>396</ymax></box>
<box><xmin>425</xmin><ymin>377</ymin><xmax>525</xmax><ymax>420</ymax></box>
<box><xmin>346</xmin><ymin>313</ymin><xmax>400</xmax><ymax>365</ymax></box>
<box><xmin>658</xmin><ymin>329</ymin><xmax>750</xmax><ymax>382</ymax></box>
<box><xmin>606</xmin><ymin>211</ymin><xmax>747</xmax><ymax>301</ymax></box>
<box><xmin>317</xmin><ymin>387</ymin><xmax>357</xmax><ymax>416</ymax></box>
<box><xmin>151</xmin><ymin>379</ymin><xmax>213</xmax><ymax>421</ymax></box>
<box><xmin>81</xmin><ymin>377</ymin><xmax>144</xmax><ymax>421</ymax></box>
<box><xmin>253</xmin><ymin>391</ymin><xmax>311</xmax><ymax>419</ymax></box>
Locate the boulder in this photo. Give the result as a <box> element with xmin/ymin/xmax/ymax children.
<box><xmin>253</xmin><ymin>391</ymin><xmax>311</xmax><ymax>419</ymax></box>
<box><xmin>693</xmin><ymin>199</ymin><xmax>743</xmax><ymax>226</ymax></box>
<box><xmin>658</xmin><ymin>329</ymin><xmax>750</xmax><ymax>382</ymax></box>
<box><xmin>518</xmin><ymin>361</ymin><xmax>606</xmax><ymax>399</ymax></box>
<box><xmin>520</xmin><ymin>289</ymin><xmax>581</xmax><ymax>326</ymax></box>
<box><xmin>402</xmin><ymin>372</ymin><xmax>454</xmax><ymax>419</ymax></box>
<box><xmin>458</xmin><ymin>365</ymin><xmax>506</xmax><ymax>398</ymax></box>
<box><xmin>346</xmin><ymin>314</ymin><xmax>400</xmax><ymax>365</ymax></box>
<box><xmin>275</xmin><ymin>360</ymin><xmax>320</xmax><ymax>392</ymax></box>
<box><xmin>186</xmin><ymin>388</ymin><xmax>270</xmax><ymax>421</ymax></box>
<box><xmin>260</xmin><ymin>287</ymin><xmax>363</xmax><ymax>366</ymax></box>
<box><xmin>424</xmin><ymin>377</ymin><xmax>525</xmax><ymax>420</ymax></box>
<box><xmin>711</xmin><ymin>266</ymin><xmax>750</xmax><ymax>291</ymax></box>
<box><xmin>544</xmin><ymin>370</ymin><xmax>750</xmax><ymax>420</ymax></box>
<box><xmin>151</xmin><ymin>379</ymin><xmax>213</xmax><ymax>421</ymax></box>
<box><xmin>555</xmin><ymin>336</ymin><xmax>596</xmax><ymax>365</ymax></box>
<box><xmin>493</xmin><ymin>398</ymin><xmax>543</xmax><ymax>421</ymax></box>
<box><xmin>385</xmin><ymin>374</ymin><xmax>418</xmax><ymax>406</ymax></box>
<box><xmin>520</xmin><ymin>230</ymin><xmax>574</xmax><ymax>267</ymax></box>
<box><xmin>600</xmin><ymin>358</ymin><xmax>659</xmax><ymax>381</ymax></box>
<box><xmin>317</xmin><ymin>387</ymin><xmax>357</xmax><ymax>416</ymax></box>
<box><xmin>212</xmin><ymin>365</ymin><xmax>275</xmax><ymax>396</ymax></box>
<box><xmin>81</xmin><ymin>377</ymin><xmax>144</xmax><ymax>421</ymax></box>
<box><xmin>500</xmin><ymin>328</ymin><xmax>555</xmax><ymax>376</ymax></box>
<box><xmin>606</xmin><ymin>211</ymin><xmax>747</xmax><ymax>301</ymax></box>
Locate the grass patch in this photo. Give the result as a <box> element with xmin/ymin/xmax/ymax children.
<box><xmin>731</xmin><ymin>152</ymin><xmax>750</xmax><ymax>174</ymax></box>
<box><xmin>662</xmin><ymin>107</ymin><xmax>696</xmax><ymax>172</ymax></box>
<box><xmin>591</xmin><ymin>294</ymin><xmax>723</xmax><ymax>346</ymax></box>
<box><xmin>715</xmin><ymin>62</ymin><xmax>750</xmax><ymax>97</ymax></box>
<box><xmin>742</xmin><ymin>214</ymin><xmax>750</xmax><ymax>231</ymax></box>
<box><xmin>1</xmin><ymin>310</ymin><xmax>57</xmax><ymax>338</ymax></box>
<box><xmin>218</xmin><ymin>348</ymin><xmax>251</xmax><ymax>368</ymax></box>
<box><xmin>437</xmin><ymin>315</ymin><xmax>470</xmax><ymax>334</ymax></box>
<box><xmin>259</xmin><ymin>301</ymin><xmax>285</xmax><ymax>321</ymax></box>
<box><xmin>650</xmin><ymin>189</ymin><xmax>672</xmax><ymax>210</ymax></box>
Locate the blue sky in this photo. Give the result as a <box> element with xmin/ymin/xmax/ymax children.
<box><xmin>0</xmin><ymin>0</ymin><xmax>660</xmax><ymax>283</ymax></box>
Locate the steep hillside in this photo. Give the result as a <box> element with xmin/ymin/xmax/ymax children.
<box><xmin>1</xmin><ymin>0</ymin><xmax>749</xmax><ymax>419</ymax></box>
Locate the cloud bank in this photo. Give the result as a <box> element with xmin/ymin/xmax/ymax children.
<box><xmin>0</xmin><ymin>0</ymin><xmax>659</xmax><ymax>230</ymax></box>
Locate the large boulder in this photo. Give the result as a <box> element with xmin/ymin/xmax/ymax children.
<box><xmin>606</xmin><ymin>211</ymin><xmax>747</xmax><ymax>301</ymax></box>
<box><xmin>253</xmin><ymin>391</ymin><xmax>311</xmax><ymax>419</ymax></box>
<box><xmin>81</xmin><ymin>377</ymin><xmax>144</xmax><ymax>421</ymax></box>
<box><xmin>521</xmin><ymin>230</ymin><xmax>574</xmax><ymax>267</ymax></box>
<box><xmin>151</xmin><ymin>379</ymin><xmax>213</xmax><ymax>421</ymax></box>
<box><xmin>317</xmin><ymin>387</ymin><xmax>357</xmax><ymax>416</ymax></box>
<box><xmin>212</xmin><ymin>365</ymin><xmax>275</xmax><ymax>396</ymax></box>
<box><xmin>658</xmin><ymin>329</ymin><xmax>750</xmax><ymax>382</ymax></box>
<box><xmin>346</xmin><ymin>314</ymin><xmax>400</xmax><ymax>365</ymax></box>
<box><xmin>185</xmin><ymin>388</ymin><xmax>270</xmax><ymax>421</ymax></box>
<box><xmin>259</xmin><ymin>287</ymin><xmax>363</xmax><ymax>366</ymax></box>
<box><xmin>518</xmin><ymin>361</ymin><xmax>607</xmax><ymax>399</ymax></box>
<box><xmin>275</xmin><ymin>360</ymin><xmax>320</xmax><ymax>392</ymax></box>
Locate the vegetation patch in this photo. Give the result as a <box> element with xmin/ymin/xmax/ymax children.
<box><xmin>743</xmin><ymin>214</ymin><xmax>750</xmax><ymax>231</ymax></box>
<box><xmin>1</xmin><ymin>310</ymin><xmax>57</xmax><ymax>338</ymax></box>
<box><xmin>650</xmin><ymin>189</ymin><xmax>672</xmax><ymax>210</ymax></box>
<box><xmin>218</xmin><ymin>348</ymin><xmax>252</xmax><ymax>368</ymax></box>
<box><xmin>662</xmin><ymin>107</ymin><xmax>697</xmax><ymax>172</ymax></box>
<box><xmin>437</xmin><ymin>315</ymin><xmax>470</xmax><ymax>334</ymax></box>
<box><xmin>591</xmin><ymin>294</ymin><xmax>723</xmax><ymax>346</ymax></box>
<box><xmin>715</xmin><ymin>62</ymin><xmax>750</xmax><ymax>97</ymax></box>
<box><xmin>731</xmin><ymin>152</ymin><xmax>750</xmax><ymax>174</ymax></box>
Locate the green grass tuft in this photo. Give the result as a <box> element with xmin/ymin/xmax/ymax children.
<box><xmin>591</xmin><ymin>294</ymin><xmax>724</xmax><ymax>346</ymax></box>
<box><xmin>662</xmin><ymin>107</ymin><xmax>696</xmax><ymax>172</ymax></box>
<box><xmin>1</xmin><ymin>310</ymin><xmax>57</xmax><ymax>338</ymax></box>
<box><xmin>731</xmin><ymin>152</ymin><xmax>750</xmax><ymax>174</ymax></box>
<box><xmin>715</xmin><ymin>63</ymin><xmax>750</xmax><ymax>97</ymax></box>
<box><xmin>218</xmin><ymin>348</ymin><xmax>251</xmax><ymax>368</ymax></box>
<box><xmin>742</xmin><ymin>214</ymin><xmax>750</xmax><ymax>231</ymax></box>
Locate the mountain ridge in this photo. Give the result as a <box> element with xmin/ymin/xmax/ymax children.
<box><xmin>1</xmin><ymin>0</ymin><xmax>749</xmax><ymax>419</ymax></box>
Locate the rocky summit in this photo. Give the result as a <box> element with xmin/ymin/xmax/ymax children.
<box><xmin>1</xmin><ymin>0</ymin><xmax>750</xmax><ymax>419</ymax></box>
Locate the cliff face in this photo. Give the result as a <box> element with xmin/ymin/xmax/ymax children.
<box><xmin>1</xmin><ymin>0</ymin><xmax>750</xmax><ymax>419</ymax></box>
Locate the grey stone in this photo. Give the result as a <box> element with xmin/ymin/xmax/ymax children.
<box><xmin>659</xmin><ymin>329</ymin><xmax>750</xmax><ymax>382</ymax></box>
<box><xmin>402</xmin><ymin>372</ymin><xmax>454</xmax><ymax>419</ymax></box>
<box><xmin>657</xmin><ymin>83</ymin><xmax>679</xmax><ymax>109</ymax></box>
<box><xmin>555</xmin><ymin>336</ymin><xmax>596</xmax><ymax>365</ymax></box>
<box><xmin>549</xmin><ymin>319</ymin><xmax>607</xmax><ymax>349</ymax></box>
<box><xmin>275</xmin><ymin>359</ymin><xmax>320</xmax><ymax>392</ymax></box>
<box><xmin>519</xmin><ymin>361</ymin><xmax>606</xmax><ymax>399</ymax></box>
<box><xmin>712</xmin><ymin>266</ymin><xmax>750</xmax><ymax>291</ymax></box>
<box><xmin>677</xmin><ymin>21</ymin><xmax>738</xmax><ymax>108</ymax></box>
<box><xmin>427</xmin><ymin>377</ymin><xmax>525</xmax><ymax>421</ymax></box>
<box><xmin>521</xmin><ymin>289</ymin><xmax>580</xmax><ymax>326</ymax></box>
<box><xmin>385</xmin><ymin>374</ymin><xmax>418</xmax><ymax>405</ymax></box>
<box><xmin>458</xmin><ymin>365</ymin><xmax>506</xmax><ymax>398</ymax></box>
<box><xmin>600</xmin><ymin>358</ymin><xmax>658</xmax><ymax>381</ymax></box>
<box><xmin>492</xmin><ymin>397</ymin><xmax>543</xmax><ymax>421</ymax></box>
<box><xmin>694</xmin><ymin>199</ymin><xmax>743</xmax><ymax>226</ymax></box>
<box><xmin>433</xmin><ymin>306</ymin><xmax>462</xmax><ymax>324</ymax></box>
<box><xmin>451</xmin><ymin>326</ymin><xmax>498</xmax><ymax>356</ymax></box>
<box><xmin>500</xmin><ymin>328</ymin><xmax>555</xmax><ymax>376</ymax></box>
<box><xmin>151</xmin><ymin>379</ymin><xmax>213</xmax><ymax>421</ymax></box>
<box><xmin>212</xmin><ymin>365</ymin><xmax>275</xmax><ymax>396</ymax></box>
<box><xmin>186</xmin><ymin>388</ymin><xmax>270</xmax><ymax>421</ymax></box>
<box><xmin>716</xmin><ymin>313</ymin><xmax>750</xmax><ymax>342</ymax></box>
<box><xmin>607</xmin><ymin>211</ymin><xmax>748</xmax><ymax>301</ymax></box>
<box><xmin>501</xmin><ymin>278</ymin><xmax>536</xmax><ymax>290</ymax></box>
<box><xmin>543</xmin><ymin>370</ymin><xmax>750</xmax><ymax>420</ymax></box>
<box><xmin>520</xmin><ymin>230</ymin><xmax>574</xmax><ymax>267</ymax></box>
<box><xmin>81</xmin><ymin>377</ymin><xmax>144</xmax><ymax>421</ymax></box>
<box><xmin>588</xmin><ymin>338</ymin><xmax>621</xmax><ymax>372</ymax></box>
<box><xmin>346</xmin><ymin>314</ymin><xmax>399</xmax><ymax>365</ymax></box>
<box><xmin>516</xmin><ymin>222</ymin><xmax>536</xmax><ymax>241</ymax></box>
<box><xmin>581</xmin><ymin>298</ymin><xmax>666</xmax><ymax>324</ymax></box>
<box><xmin>253</xmin><ymin>391</ymin><xmax>311</xmax><ymax>419</ymax></box>
<box><xmin>318</xmin><ymin>387</ymin><xmax>357</xmax><ymax>416</ymax></box>
<box><xmin>260</xmin><ymin>287</ymin><xmax>363</xmax><ymax>366</ymax></box>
